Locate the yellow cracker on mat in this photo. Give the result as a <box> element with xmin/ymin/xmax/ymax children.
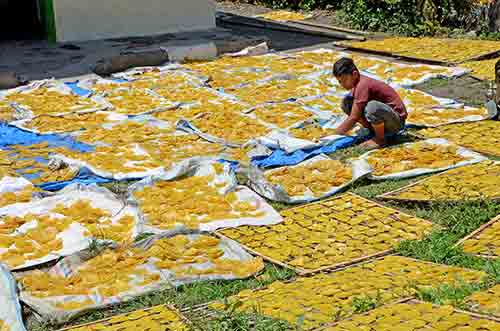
<box><xmin>20</xmin><ymin>234</ymin><xmax>263</xmax><ymax>311</ymax></box>
<box><xmin>365</xmin><ymin>140</ymin><xmax>472</xmax><ymax>177</ymax></box>
<box><xmin>256</xmin><ymin>10</ymin><xmax>307</xmax><ymax>22</ymax></box>
<box><xmin>190</xmin><ymin>109</ymin><xmax>270</xmax><ymax>144</ymax></box>
<box><xmin>461</xmin><ymin>215</ymin><xmax>500</xmax><ymax>258</ymax></box>
<box><xmin>462</xmin><ymin>58</ymin><xmax>497</xmax><ymax>81</ymax></box>
<box><xmin>322</xmin><ymin>300</ymin><xmax>500</xmax><ymax>331</ymax></box>
<box><xmin>5</xmin><ymin>88</ymin><xmax>101</xmax><ymax>116</ymax></box>
<box><xmin>407</xmin><ymin>105</ymin><xmax>490</xmax><ymax>127</ymax></box>
<box><xmin>379</xmin><ymin>161</ymin><xmax>500</xmax><ymax>202</ymax></box>
<box><xmin>466</xmin><ymin>284</ymin><xmax>500</xmax><ymax>317</ymax></box>
<box><xmin>64</xmin><ymin>305</ymin><xmax>189</xmax><ymax>331</ymax></box>
<box><xmin>231</xmin><ymin>78</ymin><xmax>321</xmax><ymax>106</ymax></box>
<box><xmin>417</xmin><ymin>120</ymin><xmax>500</xmax><ymax>156</ymax></box>
<box><xmin>252</xmin><ymin>103</ymin><xmax>314</xmax><ymax>129</ymax></box>
<box><xmin>210</xmin><ymin>256</ymin><xmax>485</xmax><ymax>330</ymax></box>
<box><xmin>339</xmin><ymin>37</ymin><xmax>500</xmax><ymax>63</ymax></box>
<box><xmin>103</xmin><ymin>88</ymin><xmax>172</xmax><ymax>115</ymax></box>
<box><xmin>133</xmin><ymin>167</ymin><xmax>264</xmax><ymax>231</ymax></box>
<box><xmin>264</xmin><ymin>159</ymin><xmax>353</xmax><ymax>197</ymax></box>
<box><xmin>19</xmin><ymin>112</ymin><xmax>119</xmax><ymax>134</ymax></box>
<box><xmin>219</xmin><ymin>193</ymin><xmax>434</xmax><ymax>273</ymax></box>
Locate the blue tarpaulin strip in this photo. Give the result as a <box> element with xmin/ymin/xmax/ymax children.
<box><xmin>251</xmin><ymin>136</ymin><xmax>359</xmax><ymax>169</ymax></box>
<box><xmin>0</xmin><ymin>123</ymin><xmax>93</xmax><ymax>152</ymax></box>
<box><xmin>0</xmin><ymin>124</ymin><xmax>110</xmax><ymax>190</ymax></box>
<box><xmin>64</xmin><ymin>81</ymin><xmax>92</xmax><ymax>97</ymax></box>
<box><xmin>38</xmin><ymin>167</ymin><xmax>113</xmax><ymax>192</ymax></box>
<box><xmin>65</xmin><ymin>79</ymin><xmax>128</xmax><ymax>97</ymax></box>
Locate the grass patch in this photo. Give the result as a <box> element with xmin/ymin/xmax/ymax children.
<box><xmin>351</xmin><ymin>177</ymin><xmax>421</xmax><ymax>199</ymax></box>
<box><xmin>351</xmin><ymin>292</ymin><xmax>384</xmax><ymax>314</ymax></box>
<box><xmin>198</xmin><ymin>305</ymin><xmax>292</xmax><ymax>331</ymax></box>
<box><xmin>396</xmin><ymin>199</ymin><xmax>500</xmax><ymax>278</ymax></box>
<box><xmin>418</xmin><ymin>77</ymin><xmax>451</xmax><ymax>90</ymax></box>
<box><xmin>328</xmin><ymin>146</ymin><xmax>366</xmax><ymax>161</ymax></box>
<box><xmin>413</xmin><ymin>281</ymin><xmax>484</xmax><ymax>308</ymax></box>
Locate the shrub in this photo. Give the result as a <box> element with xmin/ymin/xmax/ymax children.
<box><xmin>338</xmin><ymin>0</ymin><xmax>480</xmax><ymax>36</ymax></box>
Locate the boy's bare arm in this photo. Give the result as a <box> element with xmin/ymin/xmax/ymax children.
<box><xmin>336</xmin><ymin>103</ymin><xmax>363</xmax><ymax>135</ymax></box>
<box><xmin>358</xmin><ymin>117</ymin><xmax>371</xmax><ymax>129</ymax></box>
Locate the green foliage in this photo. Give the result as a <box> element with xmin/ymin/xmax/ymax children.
<box><xmin>338</xmin><ymin>0</ymin><xmax>479</xmax><ymax>36</ymax></box>
<box><xmin>338</xmin><ymin>0</ymin><xmax>426</xmax><ymax>36</ymax></box>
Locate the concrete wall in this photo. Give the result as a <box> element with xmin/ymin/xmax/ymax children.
<box><xmin>52</xmin><ymin>0</ymin><xmax>216</xmax><ymax>42</ymax></box>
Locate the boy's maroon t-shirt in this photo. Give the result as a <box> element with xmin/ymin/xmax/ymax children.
<box><xmin>352</xmin><ymin>75</ymin><xmax>407</xmax><ymax>120</ymax></box>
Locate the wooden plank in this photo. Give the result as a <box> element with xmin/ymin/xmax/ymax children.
<box><xmin>414</xmin><ymin>128</ymin><xmax>500</xmax><ymax>159</ymax></box>
<box><xmin>302</xmin><ymin>250</ymin><xmax>394</xmax><ymax>276</ymax></box>
<box><xmin>217</xmin><ymin>13</ymin><xmax>364</xmax><ymax>41</ymax></box>
<box><xmin>461</xmin><ymin>49</ymin><xmax>500</xmax><ymax>63</ymax></box>
<box><xmin>289</xmin><ymin>20</ymin><xmax>371</xmax><ymax>36</ymax></box>
<box><xmin>214</xmin><ymin>231</ymin><xmax>308</xmax><ymax>274</ymax></box>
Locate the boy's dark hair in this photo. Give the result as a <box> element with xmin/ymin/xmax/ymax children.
<box><xmin>341</xmin><ymin>95</ymin><xmax>354</xmax><ymax>115</ymax></box>
<box><xmin>333</xmin><ymin>57</ymin><xmax>358</xmax><ymax>77</ymax></box>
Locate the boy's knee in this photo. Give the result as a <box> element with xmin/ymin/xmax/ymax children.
<box><xmin>364</xmin><ymin>101</ymin><xmax>383</xmax><ymax>123</ymax></box>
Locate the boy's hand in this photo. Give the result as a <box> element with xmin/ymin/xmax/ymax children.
<box><xmin>360</xmin><ymin>139</ymin><xmax>385</xmax><ymax>150</ymax></box>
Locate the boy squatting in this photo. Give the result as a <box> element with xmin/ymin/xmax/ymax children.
<box><xmin>333</xmin><ymin>57</ymin><xmax>407</xmax><ymax>149</ymax></box>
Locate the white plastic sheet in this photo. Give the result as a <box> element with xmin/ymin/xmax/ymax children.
<box><xmin>406</xmin><ymin>103</ymin><xmax>498</xmax><ymax>128</ymax></box>
<box><xmin>10</xmin><ymin>111</ymin><xmax>128</xmax><ymax>135</ymax></box>
<box><xmin>111</xmin><ymin>64</ymin><xmax>208</xmax><ymax>87</ymax></box>
<box><xmin>18</xmin><ymin>233</ymin><xmax>263</xmax><ymax>323</ymax></box>
<box><xmin>129</xmin><ymin>161</ymin><xmax>282</xmax><ymax>234</ymax></box>
<box><xmin>0</xmin><ymin>79</ymin><xmax>108</xmax><ymax>120</ymax></box>
<box><xmin>52</xmin><ymin>145</ymin><xmax>165</xmax><ymax>181</ymax></box>
<box><xmin>0</xmin><ymin>183</ymin><xmax>142</xmax><ymax>271</ymax></box>
<box><xmin>245</xmin><ymin>155</ymin><xmax>371</xmax><ymax>203</ymax></box>
<box><xmin>0</xmin><ymin>264</ymin><xmax>27</xmax><ymax>331</ymax></box>
<box><xmin>53</xmin><ymin>146</ymin><xmax>215</xmax><ymax>181</ymax></box>
<box><xmin>0</xmin><ymin>176</ymin><xmax>33</xmax><ymax>195</ymax></box>
<box><xmin>360</xmin><ymin>138</ymin><xmax>489</xmax><ymax>181</ymax></box>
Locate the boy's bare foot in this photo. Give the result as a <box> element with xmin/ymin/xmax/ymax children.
<box><xmin>360</xmin><ymin>139</ymin><xmax>385</xmax><ymax>150</ymax></box>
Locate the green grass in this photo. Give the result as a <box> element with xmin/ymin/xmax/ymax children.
<box><xmin>413</xmin><ymin>281</ymin><xmax>485</xmax><ymax>308</ymax></box>
<box><xmin>418</xmin><ymin>77</ymin><xmax>451</xmax><ymax>90</ymax></box>
<box><xmin>201</xmin><ymin>311</ymin><xmax>292</xmax><ymax>331</ymax></box>
<box><xmin>351</xmin><ymin>292</ymin><xmax>384</xmax><ymax>314</ymax></box>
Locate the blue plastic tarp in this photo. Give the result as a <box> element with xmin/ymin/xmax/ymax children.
<box><xmin>0</xmin><ymin>123</ymin><xmax>93</xmax><ymax>152</ymax></box>
<box><xmin>0</xmin><ymin>124</ymin><xmax>113</xmax><ymax>191</ymax></box>
<box><xmin>65</xmin><ymin>79</ymin><xmax>128</xmax><ymax>97</ymax></box>
<box><xmin>64</xmin><ymin>81</ymin><xmax>92</xmax><ymax>98</ymax></box>
<box><xmin>251</xmin><ymin>136</ymin><xmax>358</xmax><ymax>169</ymax></box>
<box><xmin>38</xmin><ymin>167</ymin><xmax>113</xmax><ymax>192</ymax></box>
